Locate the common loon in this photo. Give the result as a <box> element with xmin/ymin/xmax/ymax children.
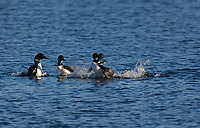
<box><xmin>89</xmin><ymin>53</ymin><xmax>115</xmax><ymax>79</ymax></box>
<box><xmin>27</xmin><ymin>53</ymin><xmax>49</xmax><ymax>77</ymax></box>
<box><xmin>57</xmin><ymin>55</ymin><xmax>76</xmax><ymax>76</ymax></box>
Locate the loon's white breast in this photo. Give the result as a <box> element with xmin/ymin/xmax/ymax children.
<box><xmin>91</xmin><ymin>62</ymin><xmax>100</xmax><ymax>71</ymax></box>
<box><xmin>58</xmin><ymin>65</ymin><xmax>71</xmax><ymax>76</ymax></box>
<box><xmin>36</xmin><ymin>63</ymin><xmax>42</xmax><ymax>77</ymax></box>
<box><xmin>91</xmin><ymin>62</ymin><xmax>104</xmax><ymax>77</ymax></box>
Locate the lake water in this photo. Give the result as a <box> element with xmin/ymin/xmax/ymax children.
<box><xmin>0</xmin><ymin>0</ymin><xmax>200</xmax><ymax>127</ymax></box>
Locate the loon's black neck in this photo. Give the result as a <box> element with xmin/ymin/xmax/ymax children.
<box><xmin>58</xmin><ymin>61</ymin><xmax>63</xmax><ymax>66</ymax></box>
<box><xmin>93</xmin><ymin>60</ymin><xmax>99</xmax><ymax>63</ymax></box>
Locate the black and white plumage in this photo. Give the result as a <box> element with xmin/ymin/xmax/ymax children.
<box><xmin>89</xmin><ymin>53</ymin><xmax>115</xmax><ymax>79</ymax></box>
<box><xmin>27</xmin><ymin>53</ymin><xmax>49</xmax><ymax>77</ymax></box>
<box><xmin>57</xmin><ymin>55</ymin><xmax>76</xmax><ymax>76</ymax></box>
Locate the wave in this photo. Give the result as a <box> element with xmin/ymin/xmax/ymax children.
<box><xmin>12</xmin><ymin>61</ymin><xmax>162</xmax><ymax>79</ymax></box>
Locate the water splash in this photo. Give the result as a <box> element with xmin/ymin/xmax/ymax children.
<box><xmin>11</xmin><ymin>65</ymin><xmax>28</xmax><ymax>76</ymax></box>
<box><xmin>119</xmin><ymin>62</ymin><xmax>148</xmax><ymax>79</ymax></box>
<box><xmin>69</xmin><ymin>66</ymin><xmax>92</xmax><ymax>79</ymax></box>
<box><xmin>68</xmin><ymin>62</ymin><xmax>149</xmax><ymax>79</ymax></box>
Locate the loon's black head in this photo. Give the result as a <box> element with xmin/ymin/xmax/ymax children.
<box><xmin>35</xmin><ymin>53</ymin><xmax>49</xmax><ymax>60</ymax></box>
<box><xmin>98</xmin><ymin>53</ymin><xmax>104</xmax><ymax>60</ymax></box>
<box><xmin>34</xmin><ymin>53</ymin><xmax>48</xmax><ymax>64</ymax></box>
<box><xmin>92</xmin><ymin>53</ymin><xmax>99</xmax><ymax>62</ymax></box>
<box><xmin>58</xmin><ymin>55</ymin><xmax>65</xmax><ymax>65</ymax></box>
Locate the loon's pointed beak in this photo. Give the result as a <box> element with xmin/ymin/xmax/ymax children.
<box><xmin>63</xmin><ymin>59</ymin><xmax>66</xmax><ymax>61</ymax></box>
<box><xmin>44</xmin><ymin>56</ymin><xmax>49</xmax><ymax>59</ymax></box>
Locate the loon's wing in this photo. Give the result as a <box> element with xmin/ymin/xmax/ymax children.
<box><xmin>27</xmin><ymin>65</ymin><xmax>37</xmax><ymax>76</ymax></box>
<box><xmin>99</xmin><ymin>65</ymin><xmax>115</xmax><ymax>79</ymax></box>
<box><xmin>64</xmin><ymin>66</ymin><xmax>76</xmax><ymax>72</ymax></box>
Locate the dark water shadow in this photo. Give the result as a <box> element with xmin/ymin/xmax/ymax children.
<box><xmin>90</xmin><ymin>78</ymin><xmax>114</xmax><ymax>86</ymax></box>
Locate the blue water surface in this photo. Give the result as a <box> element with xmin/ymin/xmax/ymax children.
<box><xmin>0</xmin><ymin>0</ymin><xmax>200</xmax><ymax>127</ymax></box>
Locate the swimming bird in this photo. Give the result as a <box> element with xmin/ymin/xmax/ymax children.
<box><xmin>89</xmin><ymin>53</ymin><xmax>115</xmax><ymax>79</ymax></box>
<box><xmin>57</xmin><ymin>55</ymin><xmax>76</xmax><ymax>76</ymax></box>
<box><xmin>27</xmin><ymin>53</ymin><xmax>49</xmax><ymax>77</ymax></box>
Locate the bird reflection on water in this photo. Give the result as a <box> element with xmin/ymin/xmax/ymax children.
<box><xmin>57</xmin><ymin>75</ymin><xmax>113</xmax><ymax>86</ymax></box>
